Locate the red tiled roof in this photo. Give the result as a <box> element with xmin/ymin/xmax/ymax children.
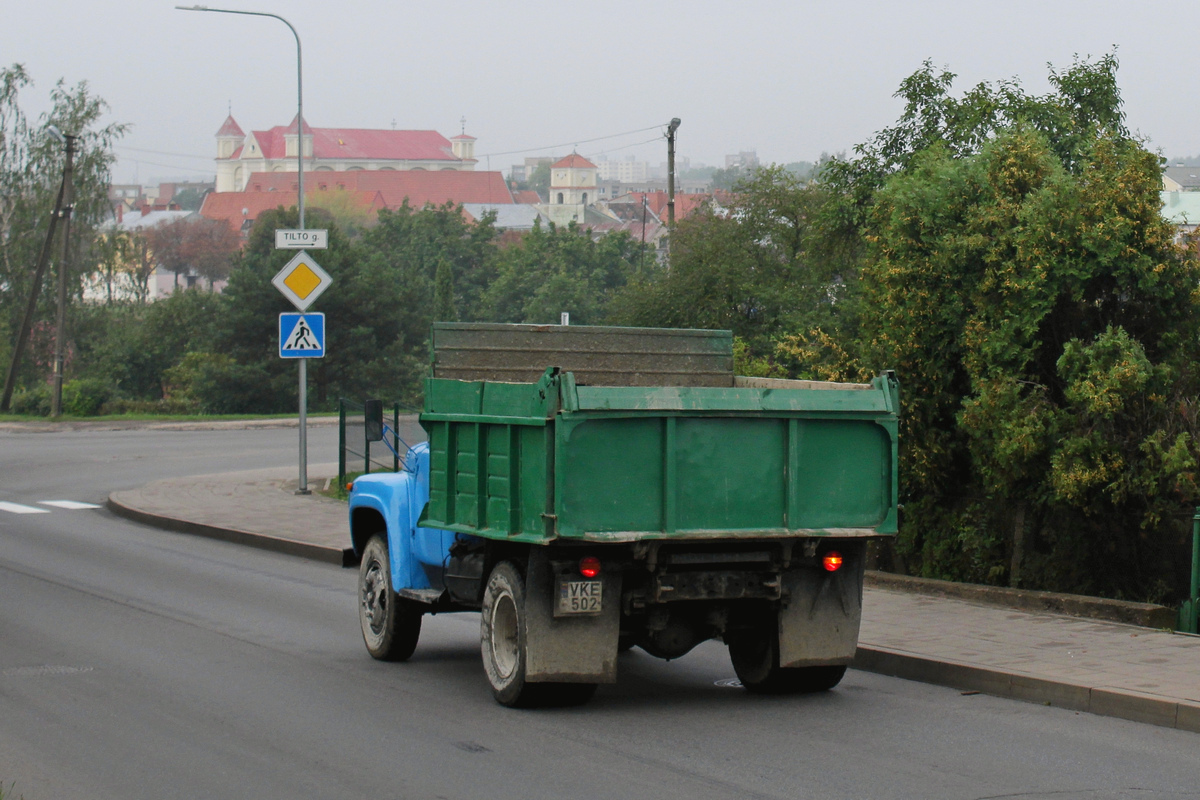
<box><xmin>622</xmin><ymin>191</ymin><xmax>712</xmax><ymax>220</ymax></box>
<box><xmin>552</xmin><ymin>153</ymin><xmax>597</xmax><ymax>169</ymax></box>
<box><xmin>243</xmin><ymin>170</ymin><xmax>515</xmax><ymax>207</ymax></box>
<box><xmin>512</xmin><ymin>190</ymin><xmax>542</xmax><ymax>204</ymax></box>
<box><xmin>199</xmin><ymin>188</ymin><xmax>385</xmax><ymax>235</ymax></box>
<box><xmin>216</xmin><ymin>115</ymin><xmax>244</xmax><ymax>137</ymax></box>
<box><xmin>242</xmin><ymin>124</ymin><xmax>460</xmax><ymax>163</ymax></box>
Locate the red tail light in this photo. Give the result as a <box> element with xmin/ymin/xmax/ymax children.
<box><xmin>579</xmin><ymin>556</ymin><xmax>601</xmax><ymax>578</ymax></box>
<box><xmin>823</xmin><ymin>551</ymin><xmax>844</xmax><ymax>572</ymax></box>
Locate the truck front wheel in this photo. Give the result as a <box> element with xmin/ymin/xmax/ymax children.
<box><xmin>359</xmin><ymin>534</ymin><xmax>421</xmax><ymax>661</ymax></box>
<box><xmin>728</xmin><ymin>625</ymin><xmax>847</xmax><ymax>694</ymax></box>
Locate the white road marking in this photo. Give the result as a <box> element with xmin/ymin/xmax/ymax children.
<box><xmin>38</xmin><ymin>500</ymin><xmax>101</xmax><ymax>510</ymax></box>
<box><xmin>0</xmin><ymin>501</ymin><xmax>51</xmax><ymax>514</ymax></box>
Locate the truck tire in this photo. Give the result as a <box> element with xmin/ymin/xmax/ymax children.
<box><xmin>359</xmin><ymin>534</ymin><xmax>421</xmax><ymax>661</ymax></box>
<box><xmin>728</xmin><ymin>625</ymin><xmax>847</xmax><ymax>694</ymax></box>
<box><xmin>480</xmin><ymin>561</ymin><xmax>597</xmax><ymax>708</ymax></box>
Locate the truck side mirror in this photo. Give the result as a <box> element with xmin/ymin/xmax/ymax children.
<box><xmin>364</xmin><ymin>399</ymin><xmax>384</xmax><ymax>442</ymax></box>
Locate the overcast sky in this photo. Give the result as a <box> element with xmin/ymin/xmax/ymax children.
<box><xmin>3</xmin><ymin>1</ymin><xmax>1197</xmax><ymax>185</ymax></box>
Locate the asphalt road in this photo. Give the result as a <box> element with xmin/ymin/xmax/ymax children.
<box><xmin>2</xmin><ymin>427</ymin><xmax>1199</xmax><ymax>800</ymax></box>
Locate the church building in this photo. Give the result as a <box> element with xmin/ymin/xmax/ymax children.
<box><xmin>215</xmin><ymin>115</ymin><xmax>478</xmax><ymax>192</ymax></box>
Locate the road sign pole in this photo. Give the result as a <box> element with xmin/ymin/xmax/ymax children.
<box><xmin>298</xmin><ymin>357</ymin><xmax>309</xmax><ymax>495</ymax></box>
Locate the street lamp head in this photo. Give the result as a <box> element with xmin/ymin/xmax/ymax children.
<box><xmin>46</xmin><ymin>125</ymin><xmax>65</xmax><ymax>144</ymax></box>
<box><xmin>175</xmin><ymin>5</ymin><xmax>211</xmax><ymax>10</ymax></box>
<box><xmin>668</xmin><ymin>118</ymin><xmax>681</xmax><ymax>134</ymax></box>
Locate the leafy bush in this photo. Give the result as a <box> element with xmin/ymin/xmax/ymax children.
<box><xmin>61</xmin><ymin>378</ymin><xmax>114</xmax><ymax>416</ymax></box>
<box><xmin>99</xmin><ymin>397</ymin><xmax>200</xmax><ymax>415</ymax></box>
<box><xmin>8</xmin><ymin>385</ymin><xmax>50</xmax><ymax>416</ymax></box>
<box><xmin>164</xmin><ymin>352</ymin><xmax>291</xmax><ymax>414</ymax></box>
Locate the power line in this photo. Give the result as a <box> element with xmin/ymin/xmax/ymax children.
<box><xmin>115</xmin><ymin>145</ymin><xmax>214</xmax><ymax>162</ymax></box>
<box><xmin>117</xmin><ymin>158</ymin><xmax>216</xmax><ymax>176</ymax></box>
<box><xmin>478</xmin><ymin>124</ymin><xmax>667</xmax><ymax>159</ymax></box>
<box><xmin>584</xmin><ymin>136</ymin><xmax>664</xmax><ymax>159</ymax></box>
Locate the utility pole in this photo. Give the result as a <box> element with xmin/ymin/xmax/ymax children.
<box><xmin>50</xmin><ymin>132</ymin><xmax>78</xmax><ymax>417</ymax></box>
<box><xmin>666</xmin><ymin>118</ymin><xmax>681</xmax><ymax>229</ymax></box>
<box><xmin>1</xmin><ymin>127</ymin><xmax>74</xmax><ymax>413</ymax></box>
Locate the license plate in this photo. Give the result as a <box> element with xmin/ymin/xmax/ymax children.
<box><xmin>556</xmin><ymin>578</ymin><xmax>602</xmax><ymax>615</ymax></box>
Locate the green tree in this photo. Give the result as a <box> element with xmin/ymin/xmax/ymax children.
<box><xmin>527</xmin><ymin>161</ymin><xmax>551</xmax><ymax>201</ymax></box>
<box><xmin>0</xmin><ymin>64</ymin><xmax>126</xmax><ymax>395</ymax></box>
<box><xmin>859</xmin><ymin>123</ymin><xmax>1200</xmax><ymax>599</ymax></box>
<box><xmin>145</xmin><ymin>217</ymin><xmax>240</xmax><ymax>289</ymax></box>
<box><xmin>433</xmin><ymin>258</ymin><xmax>457</xmax><ymax>322</ymax></box>
<box><xmin>613</xmin><ymin>166</ymin><xmax>843</xmax><ymax>362</ymax></box>
<box><xmin>217</xmin><ymin>205</ymin><xmax>410</xmax><ymax>411</ymax></box>
<box><xmin>709</xmin><ymin>165</ymin><xmax>743</xmax><ymax>191</ymax></box>
<box><xmin>483</xmin><ymin>220</ymin><xmax>644</xmax><ymax>324</ymax></box>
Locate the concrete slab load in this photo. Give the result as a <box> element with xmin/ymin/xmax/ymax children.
<box><xmin>107</xmin><ymin>467</ymin><xmax>1200</xmax><ymax>734</ymax></box>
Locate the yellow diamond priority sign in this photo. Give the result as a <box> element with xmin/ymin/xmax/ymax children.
<box><xmin>272</xmin><ymin>250</ymin><xmax>332</xmax><ymax>311</ymax></box>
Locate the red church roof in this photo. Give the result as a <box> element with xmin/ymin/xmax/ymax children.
<box><xmin>552</xmin><ymin>153</ymin><xmax>597</xmax><ymax>169</ymax></box>
<box><xmin>242</xmin><ymin>124</ymin><xmax>460</xmax><ymax>163</ymax></box>
<box><xmin>215</xmin><ymin>115</ymin><xmax>244</xmax><ymax>138</ymax></box>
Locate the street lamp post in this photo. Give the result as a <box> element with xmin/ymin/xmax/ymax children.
<box><xmin>178</xmin><ymin>4</ymin><xmax>312</xmax><ymax>494</ymax></box>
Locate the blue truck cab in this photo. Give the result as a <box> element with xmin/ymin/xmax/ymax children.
<box><xmin>349</xmin><ymin>442</ymin><xmax>457</xmax><ymax>599</ymax></box>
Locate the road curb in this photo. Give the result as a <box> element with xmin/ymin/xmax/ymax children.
<box><xmin>853</xmin><ymin>645</ymin><xmax>1200</xmax><ymax>734</ymax></box>
<box><xmin>106</xmin><ymin>493</ymin><xmax>356</xmax><ymax>567</ymax></box>
<box><xmin>0</xmin><ymin>416</ymin><xmax>343</xmax><ymax>433</ymax></box>
<box><xmin>864</xmin><ymin>571</ymin><xmax>1177</xmax><ymax>630</ymax></box>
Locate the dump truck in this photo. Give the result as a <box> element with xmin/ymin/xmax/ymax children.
<box><xmin>349</xmin><ymin>323</ymin><xmax>898</xmax><ymax>707</ymax></box>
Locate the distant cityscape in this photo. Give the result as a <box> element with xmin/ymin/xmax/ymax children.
<box><xmin>105</xmin><ymin>116</ymin><xmax>773</xmax><ymax>297</ymax></box>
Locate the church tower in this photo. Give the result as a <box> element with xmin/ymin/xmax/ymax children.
<box><xmin>546</xmin><ymin>153</ymin><xmax>597</xmax><ymax>225</ymax></box>
<box><xmin>215</xmin><ymin>115</ymin><xmax>245</xmax><ymax>192</ymax></box>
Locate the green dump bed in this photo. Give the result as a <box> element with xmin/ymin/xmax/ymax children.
<box><xmin>419</xmin><ymin>324</ymin><xmax>899</xmax><ymax>545</ymax></box>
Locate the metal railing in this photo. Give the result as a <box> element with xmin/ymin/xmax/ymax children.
<box><xmin>1180</xmin><ymin>508</ymin><xmax>1200</xmax><ymax>634</ymax></box>
<box><xmin>338</xmin><ymin>398</ymin><xmax>407</xmax><ymax>489</ymax></box>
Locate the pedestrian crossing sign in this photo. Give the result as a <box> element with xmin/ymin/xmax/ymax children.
<box><xmin>279</xmin><ymin>312</ymin><xmax>325</xmax><ymax>358</ymax></box>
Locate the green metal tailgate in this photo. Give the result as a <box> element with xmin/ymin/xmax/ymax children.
<box><xmin>419</xmin><ymin>368</ymin><xmax>899</xmax><ymax>545</ymax></box>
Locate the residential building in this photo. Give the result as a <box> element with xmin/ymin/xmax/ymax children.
<box><xmin>509</xmin><ymin>156</ymin><xmax>554</xmax><ymax>183</ymax></box>
<box><xmin>1163</xmin><ymin>165</ymin><xmax>1200</xmax><ymax>192</ymax></box>
<box><xmin>725</xmin><ymin>150</ymin><xmax>759</xmax><ymax>170</ymax></box>
<box><xmin>1161</xmin><ymin>190</ymin><xmax>1200</xmax><ymax>242</ymax></box>
<box><xmin>595</xmin><ymin>157</ymin><xmax>649</xmax><ymax>183</ymax></box>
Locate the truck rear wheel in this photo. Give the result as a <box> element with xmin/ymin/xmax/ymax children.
<box><xmin>359</xmin><ymin>534</ymin><xmax>421</xmax><ymax>661</ymax></box>
<box><xmin>728</xmin><ymin>624</ymin><xmax>847</xmax><ymax>694</ymax></box>
<box><xmin>480</xmin><ymin>561</ymin><xmax>597</xmax><ymax>708</ymax></box>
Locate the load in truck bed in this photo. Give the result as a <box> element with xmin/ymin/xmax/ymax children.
<box><xmin>420</xmin><ymin>323</ymin><xmax>899</xmax><ymax>545</ymax></box>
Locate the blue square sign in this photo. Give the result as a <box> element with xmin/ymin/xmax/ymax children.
<box><xmin>279</xmin><ymin>313</ymin><xmax>325</xmax><ymax>358</ymax></box>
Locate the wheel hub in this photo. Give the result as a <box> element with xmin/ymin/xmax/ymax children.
<box><xmin>490</xmin><ymin>593</ymin><xmax>519</xmax><ymax>680</ymax></box>
<box><xmin>361</xmin><ymin>559</ymin><xmax>388</xmax><ymax>634</ymax></box>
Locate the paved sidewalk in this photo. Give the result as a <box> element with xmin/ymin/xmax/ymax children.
<box><xmin>108</xmin><ymin>470</ymin><xmax>1200</xmax><ymax>734</ymax></box>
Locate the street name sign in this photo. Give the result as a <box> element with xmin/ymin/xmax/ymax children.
<box><xmin>275</xmin><ymin>229</ymin><xmax>329</xmax><ymax>249</ymax></box>
<box><xmin>279</xmin><ymin>312</ymin><xmax>325</xmax><ymax>358</ymax></box>
<box><xmin>272</xmin><ymin>250</ymin><xmax>332</xmax><ymax>311</ymax></box>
